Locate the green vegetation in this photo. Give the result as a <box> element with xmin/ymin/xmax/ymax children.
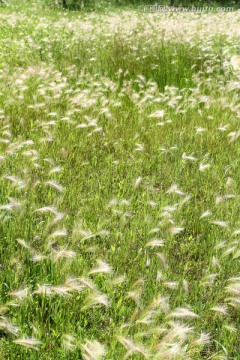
<box><xmin>0</xmin><ymin>1</ymin><xmax>240</xmax><ymax>359</ymax></box>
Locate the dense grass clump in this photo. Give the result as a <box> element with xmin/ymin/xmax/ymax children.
<box><xmin>0</xmin><ymin>2</ymin><xmax>240</xmax><ymax>359</ymax></box>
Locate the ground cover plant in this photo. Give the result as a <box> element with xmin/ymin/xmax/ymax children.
<box><xmin>0</xmin><ymin>1</ymin><xmax>240</xmax><ymax>358</ymax></box>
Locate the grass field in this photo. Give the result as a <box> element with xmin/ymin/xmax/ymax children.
<box><xmin>0</xmin><ymin>1</ymin><xmax>240</xmax><ymax>359</ymax></box>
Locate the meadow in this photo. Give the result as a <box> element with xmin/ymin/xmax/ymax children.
<box><xmin>0</xmin><ymin>1</ymin><xmax>240</xmax><ymax>358</ymax></box>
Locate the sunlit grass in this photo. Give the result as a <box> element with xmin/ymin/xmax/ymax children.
<box><xmin>0</xmin><ymin>2</ymin><xmax>240</xmax><ymax>359</ymax></box>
